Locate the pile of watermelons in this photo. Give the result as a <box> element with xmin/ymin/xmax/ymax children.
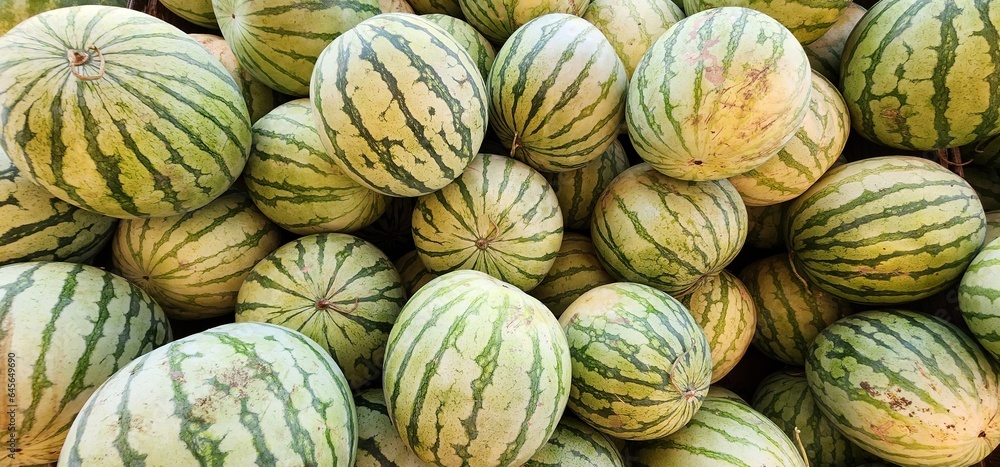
<box><xmin>2</xmin><ymin>0</ymin><xmax>1000</xmax><ymax>465</ymax></box>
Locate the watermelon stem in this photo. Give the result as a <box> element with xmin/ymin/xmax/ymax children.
<box><xmin>66</xmin><ymin>46</ymin><xmax>106</xmax><ymax>82</ymax></box>
<box><xmin>793</xmin><ymin>427</ymin><xmax>810</xmax><ymax>467</ymax></box>
<box><xmin>935</xmin><ymin>147</ymin><xmax>970</xmax><ymax>177</ymax></box>
<box><xmin>475</xmin><ymin>219</ymin><xmax>500</xmax><ymax>250</ymax></box>
<box><xmin>316</xmin><ymin>298</ymin><xmax>359</xmax><ymax>314</ymax></box>
<box><xmin>509</xmin><ymin>133</ymin><xmax>521</xmax><ymax>158</ymax></box>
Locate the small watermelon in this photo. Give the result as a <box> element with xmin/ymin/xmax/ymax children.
<box><xmin>676</xmin><ymin>271</ymin><xmax>756</xmax><ymax>383</ymax></box>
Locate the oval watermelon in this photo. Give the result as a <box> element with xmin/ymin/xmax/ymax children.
<box><xmin>676</xmin><ymin>271</ymin><xmax>756</xmax><ymax>383</ymax></box>
<box><xmin>959</xmin><ymin>237</ymin><xmax>1000</xmax><ymax>360</ymax></box>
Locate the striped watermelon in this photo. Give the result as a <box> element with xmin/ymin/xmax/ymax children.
<box><xmin>311</xmin><ymin>13</ymin><xmax>487</xmax><ymax>197</ymax></box>
<box><xmin>160</xmin><ymin>0</ymin><xmax>216</xmax><ymax>28</ymax></box>
<box><xmin>559</xmin><ymin>282</ymin><xmax>713</xmax><ymax>441</ymax></box>
<box><xmin>804</xmin><ymin>2</ymin><xmax>867</xmax><ymax>83</ymax></box>
<box><xmin>488</xmin><ymin>13</ymin><xmax>627</xmax><ymax>173</ymax></box>
<box><xmin>966</xmin><ymin>164</ymin><xmax>1000</xmax><ymax>211</ymax></box>
<box><xmin>968</xmin><ymin>133</ymin><xmax>1000</xmax><ymax>168</ymax></box>
<box><xmin>245</xmin><ymin>99</ymin><xmax>388</xmax><ymax>235</ymax></box>
<box><xmin>0</xmin><ymin>0</ymin><xmax>126</xmax><ymax>36</ymax></box>
<box><xmin>753</xmin><ymin>371</ymin><xmax>873</xmax><ymax>467</ymax></box>
<box><xmin>0</xmin><ymin>145</ymin><xmax>116</xmax><ymax>266</ymax></box>
<box><xmin>214</xmin><ymin>0</ymin><xmax>379</xmax><ymax>96</ymax></box>
<box><xmin>745</xmin><ymin>203</ymin><xmax>786</xmax><ymax>250</ymax></box>
<box><xmin>959</xmin><ymin>237</ymin><xmax>1000</xmax><ymax>359</ymax></box>
<box><xmin>408</xmin><ymin>0</ymin><xmax>461</xmax><ymax>15</ymax></box>
<box><xmin>630</xmin><ymin>390</ymin><xmax>807</xmax><ymax>467</ymax></box>
<box><xmin>60</xmin><ymin>323</ymin><xmax>358</xmax><ymax>466</ymax></box>
<box><xmin>729</xmin><ymin>71</ymin><xmax>851</xmax><ymax>206</ymax></box>
<box><xmin>355</xmin><ymin>389</ymin><xmax>429</xmax><ymax>467</ymax></box>
<box><xmin>111</xmin><ymin>191</ymin><xmax>283</xmax><ymax>320</ymax></box>
<box><xmin>987</xmin><ymin>210</ymin><xmax>1000</xmax><ymax>244</ymax></box>
<box><xmin>457</xmin><ymin>0</ymin><xmax>590</xmax><ymax>43</ymax></box>
<box><xmin>1</xmin><ymin>262</ymin><xmax>172</xmax><ymax>465</ymax></box>
<box><xmin>189</xmin><ymin>34</ymin><xmax>277</xmax><ymax>124</ymax></box>
<box><xmin>581</xmin><ymin>0</ymin><xmax>684</xmax><ymax>80</ymax></box>
<box><xmin>806</xmin><ymin>309</ymin><xmax>1000</xmax><ymax>466</ymax></box>
<box><xmin>383</xmin><ymin>269</ymin><xmax>571</xmax><ymax>466</ymax></box>
<box><xmin>627</xmin><ymin>7</ymin><xmax>812</xmax><ymax>181</ymax></box>
<box><xmin>591</xmin><ymin>163</ymin><xmax>748</xmax><ymax>294</ymax></box>
<box><xmin>411</xmin><ymin>153</ymin><xmax>563</xmax><ymax>291</ymax></box>
<box><xmin>422</xmin><ymin>13</ymin><xmax>496</xmax><ymax>79</ymax></box>
<box><xmin>236</xmin><ymin>233</ymin><xmax>406</xmax><ymax>390</ymax></box>
<box><xmin>529</xmin><ymin>233</ymin><xmax>614</xmax><ymax>317</ymax></box>
<box><xmin>739</xmin><ymin>253</ymin><xmax>853</xmax><ymax>366</ymax></box>
<box><xmin>840</xmin><ymin>0</ymin><xmax>1000</xmax><ymax>151</ymax></box>
<box><xmin>676</xmin><ymin>270</ymin><xmax>757</xmax><ymax>383</ymax></box>
<box><xmin>381</xmin><ymin>0</ymin><xmax>415</xmax><ymax>12</ymax></box>
<box><xmin>0</xmin><ymin>6</ymin><xmax>251</xmax><ymax>219</ymax></box>
<box><xmin>395</xmin><ymin>250</ymin><xmax>439</xmax><ymax>297</ymax></box>
<box><xmin>547</xmin><ymin>139</ymin><xmax>630</xmax><ymax>231</ymax></box>
<box><xmin>784</xmin><ymin>156</ymin><xmax>986</xmax><ymax>304</ymax></box>
<box><xmin>683</xmin><ymin>0</ymin><xmax>851</xmax><ymax>45</ymax></box>
<box><xmin>525</xmin><ymin>416</ymin><xmax>625</xmax><ymax>467</ymax></box>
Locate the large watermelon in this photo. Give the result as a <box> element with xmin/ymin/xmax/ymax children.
<box><xmin>560</xmin><ymin>282</ymin><xmax>713</xmax><ymax>441</ymax></box>
<box><xmin>383</xmin><ymin>270</ymin><xmax>571</xmax><ymax>466</ymax></box>
<box><xmin>840</xmin><ymin>0</ymin><xmax>1000</xmax><ymax>151</ymax></box>
<box><xmin>236</xmin><ymin>233</ymin><xmax>406</xmax><ymax>390</ymax></box>
<box><xmin>60</xmin><ymin>323</ymin><xmax>358</xmax><ymax>466</ymax></box>
<box><xmin>683</xmin><ymin>0</ymin><xmax>851</xmax><ymax>45</ymax></box>
<box><xmin>676</xmin><ymin>270</ymin><xmax>756</xmax><ymax>383</ymax></box>
<box><xmin>784</xmin><ymin>156</ymin><xmax>986</xmax><ymax>304</ymax></box>
<box><xmin>959</xmin><ymin>237</ymin><xmax>1000</xmax><ymax>359</ymax></box>
<box><xmin>311</xmin><ymin>13</ymin><xmax>487</xmax><ymax>197</ymax></box>
<box><xmin>411</xmin><ymin>153</ymin><xmax>563</xmax><ymax>291</ymax></box>
<box><xmin>0</xmin><ymin>6</ymin><xmax>251</xmax><ymax>219</ymax></box>
<box><xmin>1</xmin><ymin>262</ymin><xmax>172</xmax><ymax>465</ymax></box>
<box><xmin>806</xmin><ymin>310</ymin><xmax>1000</xmax><ymax>466</ymax></box>
<box><xmin>627</xmin><ymin>6</ymin><xmax>812</xmax><ymax>181</ymax></box>
<box><xmin>488</xmin><ymin>13</ymin><xmax>627</xmax><ymax>173</ymax></box>
<box><xmin>214</xmin><ymin>0</ymin><xmax>380</xmax><ymax>96</ymax></box>
<box><xmin>581</xmin><ymin>0</ymin><xmax>684</xmax><ymax>80</ymax></box>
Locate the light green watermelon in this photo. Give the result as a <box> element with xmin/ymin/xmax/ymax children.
<box><xmin>1</xmin><ymin>262</ymin><xmax>172</xmax><ymax>465</ymax></box>
<box><xmin>421</xmin><ymin>13</ymin><xmax>496</xmax><ymax>79</ymax></box>
<box><xmin>547</xmin><ymin>139</ymin><xmax>630</xmax><ymax>231</ymax></box>
<box><xmin>582</xmin><ymin>0</ymin><xmax>684</xmax><ymax>80</ymax></box>
<box><xmin>559</xmin><ymin>282</ymin><xmax>713</xmax><ymax>441</ymax></box>
<box><xmin>804</xmin><ymin>2</ymin><xmax>867</xmax><ymax>83</ymax></box>
<box><xmin>524</xmin><ymin>416</ymin><xmax>626</xmax><ymax>467</ymax></box>
<box><xmin>0</xmin><ymin>6</ymin><xmax>251</xmax><ymax>219</ymax></box>
<box><xmin>530</xmin><ymin>233</ymin><xmax>614</xmax><ymax>317</ymax></box>
<box><xmin>959</xmin><ymin>237</ymin><xmax>1000</xmax><ymax>359</ymax></box>
<box><xmin>676</xmin><ymin>271</ymin><xmax>756</xmax><ymax>383</ymax></box>
<box><xmin>683</xmin><ymin>0</ymin><xmax>851</xmax><ymax>45</ymax></box>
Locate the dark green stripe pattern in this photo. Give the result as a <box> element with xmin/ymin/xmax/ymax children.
<box><xmin>559</xmin><ymin>282</ymin><xmax>713</xmax><ymax>441</ymax></box>
<box><xmin>395</xmin><ymin>250</ymin><xmax>439</xmax><ymax>297</ymax></box>
<box><xmin>421</xmin><ymin>14</ymin><xmax>496</xmax><ymax>79</ymax></box>
<box><xmin>676</xmin><ymin>270</ymin><xmax>755</xmax><ymax>383</ymax></box>
<box><xmin>805</xmin><ymin>310</ymin><xmax>1000</xmax><ymax>467</ymax></box>
<box><xmin>60</xmin><ymin>323</ymin><xmax>357</xmax><ymax>466</ymax></box>
<box><xmin>310</xmin><ymin>13</ymin><xmax>487</xmax><ymax>197</ymax></box>
<box><xmin>631</xmin><ymin>392</ymin><xmax>807</xmax><ymax>467</ymax></box>
<box><xmin>529</xmin><ymin>233</ymin><xmax>614</xmax><ymax>318</ymax></box>
<box><xmin>523</xmin><ymin>416</ymin><xmax>625</xmax><ymax>467</ymax></box>
<box><xmin>0</xmin><ymin>6</ymin><xmax>251</xmax><ymax>219</ymax></box>
<box><xmin>456</xmin><ymin>0</ymin><xmax>587</xmax><ymax>43</ymax></box>
<box><xmin>547</xmin><ymin>139</ymin><xmax>630</xmax><ymax>231</ymax></box>
<box><xmin>840</xmin><ymin>0</ymin><xmax>1000</xmax><ymax>150</ymax></box>
<box><xmin>354</xmin><ymin>389</ymin><xmax>431</xmax><ymax>467</ymax></box>
<box><xmin>236</xmin><ymin>233</ymin><xmax>406</xmax><ymax>390</ymax></box>
<box><xmin>0</xmin><ymin>0</ymin><xmax>127</xmax><ymax>36</ymax></box>
<box><xmin>159</xmin><ymin>0</ymin><xmax>216</xmax><ymax>28</ymax></box>
<box><xmin>382</xmin><ymin>270</ymin><xmax>571</xmax><ymax>467</ymax></box>
<box><xmin>1</xmin><ymin>262</ymin><xmax>171</xmax><ymax>465</ymax></box>
<box><xmin>784</xmin><ymin>156</ymin><xmax>986</xmax><ymax>304</ymax></box>
<box><xmin>959</xmin><ymin>237</ymin><xmax>1000</xmax><ymax>359</ymax></box>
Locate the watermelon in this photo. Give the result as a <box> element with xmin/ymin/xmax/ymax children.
<box><xmin>245</xmin><ymin>99</ymin><xmax>388</xmax><ymax>235</ymax></box>
<box><xmin>382</xmin><ymin>269</ymin><xmax>571</xmax><ymax>466</ymax></box>
<box><xmin>59</xmin><ymin>323</ymin><xmax>358</xmax><ymax>466</ymax></box>
<box><xmin>381</xmin><ymin>0</ymin><xmax>415</xmax><ymax>12</ymax></box>
<box><xmin>488</xmin><ymin>13</ymin><xmax>627</xmax><ymax>173</ymax></box>
<box><xmin>806</xmin><ymin>309</ymin><xmax>1000</xmax><ymax>466</ymax></box>
<box><xmin>311</xmin><ymin>13</ymin><xmax>487</xmax><ymax>197</ymax></box>
<box><xmin>581</xmin><ymin>0</ymin><xmax>684</xmax><ymax>80</ymax></box>
<box><xmin>745</xmin><ymin>203</ymin><xmax>786</xmax><ymax>250</ymax></box>
<box><xmin>411</xmin><ymin>153</ymin><xmax>563</xmax><ymax>292</ymax></box>
<box><xmin>739</xmin><ymin>253</ymin><xmax>853</xmax><ymax>366</ymax></box>
<box><xmin>408</xmin><ymin>0</ymin><xmax>461</xmax><ymax>15</ymax></box>
<box><xmin>524</xmin><ymin>416</ymin><xmax>626</xmax><ymax>467</ymax></box>
<box><xmin>395</xmin><ymin>250</ymin><xmax>439</xmax><ymax>297</ymax></box>
<box><xmin>160</xmin><ymin>0</ymin><xmax>216</xmax><ymax>28</ymax></box>
<box><xmin>529</xmin><ymin>233</ymin><xmax>614</xmax><ymax>318</ymax></box>
<box><xmin>235</xmin><ymin>233</ymin><xmax>406</xmax><ymax>390</ymax></box>
<box><xmin>189</xmin><ymin>34</ymin><xmax>278</xmax><ymax>124</ymax></box>
<box><xmin>559</xmin><ymin>282</ymin><xmax>713</xmax><ymax>441</ymax></box>
<box><xmin>357</xmin><ymin>196</ymin><xmax>416</xmax><ymax>262</ymax></box>
<box><xmin>0</xmin><ymin>0</ymin><xmax>126</xmax><ymax>36</ymax></box>
<box><xmin>626</xmin><ymin>6</ymin><xmax>813</xmax><ymax>181</ymax></box>
<box><xmin>630</xmin><ymin>390</ymin><xmax>807</xmax><ymax>467</ymax></box>
<box><xmin>1</xmin><ymin>262</ymin><xmax>172</xmax><ymax>465</ymax></box>
<box><xmin>729</xmin><ymin>71</ymin><xmax>851</xmax><ymax>207</ymax></box>
<box><xmin>422</xmin><ymin>13</ymin><xmax>496</xmax><ymax>79</ymax></box>
<box><xmin>965</xmin><ymin>164</ymin><xmax>1000</xmax><ymax>211</ymax></box>
<box><xmin>683</xmin><ymin>0</ymin><xmax>851</xmax><ymax>45</ymax></box>
<box><xmin>591</xmin><ymin>163</ymin><xmax>747</xmax><ymax>294</ymax></box>
<box><xmin>0</xmin><ymin>144</ymin><xmax>116</xmax><ymax>266</ymax></box>
<box><xmin>959</xmin><ymin>237</ymin><xmax>1000</xmax><ymax>359</ymax></box>
<box><xmin>784</xmin><ymin>156</ymin><xmax>986</xmax><ymax>304</ymax></box>
<box><xmin>968</xmin><ymin>133</ymin><xmax>1000</xmax><ymax>168</ymax></box>
<box><xmin>457</xmin><ymin>0</ymin><xmax>590</xmax><ymax>44</ymax></box>
<box><xmin>355</xmin><ymin>389</ymin><xmax>429</xmax><ymax>466</ymax></box>
<box><xmin>840</xmin><ymin>0</ymin><xmax>1000</xmax><ymax>151</ymax></box>
<box><xmin>111</xmin><ymin>191</ymin><xmax>283</xmax><ymax>320</ymax></box>
<box><xmin>547</xmin><ymin>139</ymin><xmax>630</xmax><ymax>231</ymax></box>
<box><xmin>0</xmin><ymin>6</ymin><xmax>251</xmax><ymax>219</ymax></box>
<box><xmin>987</xmin><ymin>210</ymin><xmax>1000</xmax><ymax>244</ymax></box>
<box><xmin>214</xmin><ymin>0</ymin><xmax>379</xmax><ymax>96</ymax></box>
<box><xmin>804</xmin><ymin>2</ymin><xmax>867</xmax><ymax>83</ymax></box>
<box><xmin>752</xmin><ymin>370</ymin><xmax>873</xmax><ymax>466</ymax></box>
<box><xmin>676</xmin><ymin>271</ymin><xmax>756</xmax><ymax>383</ymax></box>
